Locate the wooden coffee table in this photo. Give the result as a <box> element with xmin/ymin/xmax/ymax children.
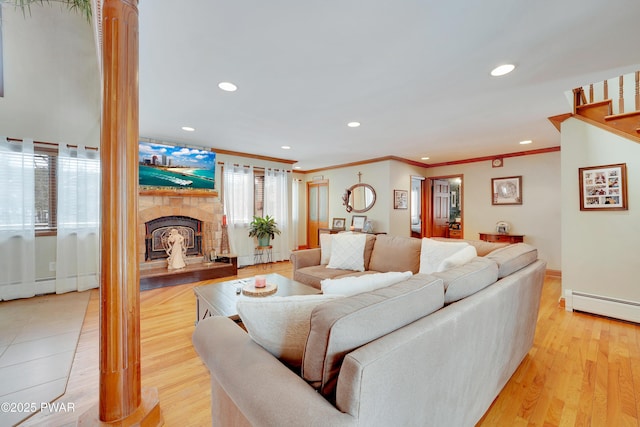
<box><xmin>193</xmin><ymin>273</ymin><xmax>320</xmax><ymax>324</ymax></box>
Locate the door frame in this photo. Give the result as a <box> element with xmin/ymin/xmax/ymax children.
<box><xmin>425</xmin><ymin>174</ymin><xmax>463</xmax><ymax>237</ymax></box>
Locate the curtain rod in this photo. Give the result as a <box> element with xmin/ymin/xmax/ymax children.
<box><xmin>7</xmin><ymin>137</ymin><xmax>99</xmax><ymax>151</ymax></box>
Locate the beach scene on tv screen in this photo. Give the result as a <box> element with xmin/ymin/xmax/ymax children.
<box><xmin>139</xmin><ymin>141</ymin><xmax>216</xmax><ymax>190</ymax></box>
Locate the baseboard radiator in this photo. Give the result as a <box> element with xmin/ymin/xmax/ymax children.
<box><xmin>564</xmin><ymin>289</ymin><xmax>640</xmax><ymax>323</ymax></box>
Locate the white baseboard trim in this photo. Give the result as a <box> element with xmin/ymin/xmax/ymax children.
<box><xmin>35</xmin><ymin>279</ymin><xmax>56</xmax><ymax>295</ymax></box>
<box><xmin>564</xmin><ymin>289</ymin><xmax>640</xmax><ymax>323</ymax></box>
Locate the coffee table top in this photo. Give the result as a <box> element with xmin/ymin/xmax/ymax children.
<box><xmin>193</xmin><ymin>273</ymin><xmax>320</xmax><ymax>320</ymax></box>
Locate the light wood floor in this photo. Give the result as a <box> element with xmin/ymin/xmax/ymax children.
<box><xmin>19</xmin><ymin>263</ymin><xmax>640</xmax><ymax>426</ymax></box>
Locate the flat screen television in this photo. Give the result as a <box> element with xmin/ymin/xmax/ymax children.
<box><xmin>138</xmin><ymin>141</ymin><xmax>216</xmax><ymax>190</ymax></box>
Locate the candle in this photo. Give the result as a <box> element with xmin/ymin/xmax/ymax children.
<box><xmin>254</xmin><ymin>275</ymin><xmax>266</xmax><ymax>288</ymax></box>
<box><xmin>222</xmin><ymin>215</ymin><xmax>227</xmax><ymax>226</ymax></box>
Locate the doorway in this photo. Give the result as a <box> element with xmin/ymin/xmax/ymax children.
<box><xmin>426</xmin><ymin>175</ymin><xmax>463</xmax><ymax>238</ymax></box>
<box><xmin>307</xmin><ymin>180</ymin><xmax>329</xmax><ymax>248</ymax></box>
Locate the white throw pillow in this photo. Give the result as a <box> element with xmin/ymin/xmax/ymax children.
<box><xmin>320</xmin><ymin>233</ymin><xmax>332</xmax><ymax>265</ymax></box>
<box><xmin>321</xmin><ymin>271</ymin><xmax>413</xmax><ymax>296</ymax></box>
<box><xmin>236</xmin><ymin>294</ymin><xmax>342</xmax><ymax>368</ymax></box>
<box><xmin>327</xmin><ymin>232</ymin><xmax>367</xmax><ymax>271</ymax></box>
<box><xmin>439</xmin><ymin>245</ymin><xmax>477</xmax><ymax>271</ymax></box>
<box><xmin>419</xmin><ymin>238</ymin><xmax>471</xmax><ymax>274</ymax></box>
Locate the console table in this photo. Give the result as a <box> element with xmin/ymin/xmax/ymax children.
<box><xmin>478</xmin><ymin>233</ymin><xmax>524</xmax><ymax>244</ymax></box>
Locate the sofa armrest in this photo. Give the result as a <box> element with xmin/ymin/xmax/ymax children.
<box><xmin>290</xmin><ymin>248</ymin><xmax>322</xmax><ymax>270</ymax></box>
<box><xmin>193</xmin><ymin>316</ymin><xmax>355</xmax><ymax>427</ymax></box>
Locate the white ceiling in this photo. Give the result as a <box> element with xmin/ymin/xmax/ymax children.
<box><xmin>138</xmin><ymin>0</ymin><xmax>640</xmax><ymax>170</ymax></box>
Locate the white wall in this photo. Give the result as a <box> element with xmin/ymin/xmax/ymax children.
<box><xmin>0</xmin><ymin>5</ymin><xmax>101</xmax><ymax>282</ymax></box>
<box><xmin>303</xmin><ymin>161</ymin><xmax>394</xmax><ymax>237</ymax></box>
<box><xmin>426</xmin><ymin>151</ymin><xmax>562</xmax><ymax>271</ymax></box>
<box><xmin>0</xmin><ymin>5</ymin><xmax>100</xmax><ymax>145</ymax></box>
<box><xmin>561</xmin><ymin>118</ymin><xmax>640</xmax><ymax>302</ymax></box>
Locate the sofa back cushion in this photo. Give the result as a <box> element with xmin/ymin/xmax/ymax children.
<box><xmin>302</xmin><ymin>274</ymin><xmax>444</xmax><ymax>401</ymax></box>
<box><xmin>485</xmin><ymin>243</ymin><xmax>538</xmax><ymax>278</ymax></box>
<box><xmin>432</xmin><ymin>237</ymin><xmax>509</xmax><ymax>257</ymax></box>
<box><xmin>432</xmin><ymin>257</ymin><xmax>499</xmax><ymax>304</ymax></box>
<box><xmin>368</xmin><ymin>234</ymin><xmax>422</xmax><ymax>273</ymax></box>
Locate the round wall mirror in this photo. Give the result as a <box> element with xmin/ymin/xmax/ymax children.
<box><xmin>348</xmin><ymin>183</ymin><xmax>376</xmax><ymax>213</ymax></box>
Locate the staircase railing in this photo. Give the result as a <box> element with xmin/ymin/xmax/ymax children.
<box><xmin>573</xmin><ymin>71</ymin><xmax>639</xmax><ymax>115</ymax></box>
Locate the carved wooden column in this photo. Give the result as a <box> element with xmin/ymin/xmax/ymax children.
<box><xmin>79</xmin><ymin>0</ymin><xmax>162</xmax><ymax>425</ymax></box>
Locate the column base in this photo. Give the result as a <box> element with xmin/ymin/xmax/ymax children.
<box><xmin>77</xmin><ymin>387</ymin><xmax>163</xmax><ymax>426</ymax></box>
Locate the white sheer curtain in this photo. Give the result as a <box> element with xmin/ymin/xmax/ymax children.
<box><xmin>0</xmin><ymin>137</ymin><xmax>36</xmax><ymax>301</ymax></box>
<box><xmin>291</xmin><ymin>178</ymin><xmax>301</xmax><ymax>251</ymax></box>
<box><xmin>264</xmin><ymin>168</ymin><xmax>291</xmax><ymax>261</ymax></box>
<box><xmin>55</xmin><ymin>144</ymin><xmax>100</xmax><ymax>293</ymax></box>
<box><xmin>223</xmin><ymin>162</ymin><xmax>255</xmax><ymax>266</ymax></box>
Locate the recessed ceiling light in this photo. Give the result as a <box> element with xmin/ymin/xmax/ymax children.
<box><xmin>421</xmin><ymin>157</ymin><xmax>430</xmax><ymax>160</ymax></box>
<box><xmin>218</xmin><ymin>81</ymin><xmax>238</xmax><ymax>92</ymax></box>
<box><xmin>347</xmin><ymin>122</ymin><xmax>361</xmax><ymax>128</ymax></box>
<box><xmin>181</xmin><ymin>126</ymin><xmax>195</xmax><ymax>132</ymax></box>
<box><xmin>519</xmin><ymin>140</ymin><xmax>533</xmax><ymax>145</ymax></box>
<box><xmin>281</xmin><ymin>145</ymin><xmax>291</xmax><ymax>150</ymax></box>
<box><xmin>294</xmin><ymin>166</ymin><xmax>301</xmax><ymax>170</ymax></box>
<box><xmin>490</xmin><ymin>64</ymin><xmax>515</xmax><ymax>77</ymax></box>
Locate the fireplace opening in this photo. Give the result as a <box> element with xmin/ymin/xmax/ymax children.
<box><xmin>145</xmin><ymin>215</ymin><xmax>203</xmax><ymax>261</ymax></box>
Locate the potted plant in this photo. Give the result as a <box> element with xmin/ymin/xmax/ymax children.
<box><xmin>248</xmin><ymin>215</ymin><xmax>281</xmax><ymax>247</ymax></box>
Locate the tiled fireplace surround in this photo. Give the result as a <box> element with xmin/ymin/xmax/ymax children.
<box><xmin>138</xmin><ymin>193</ymin><xmax>223</xmax><ymax>267</ymax></box>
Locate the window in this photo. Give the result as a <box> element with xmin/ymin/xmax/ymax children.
<box><xmin>34</xmin><ymin>147</ymin><xmax>57</xmax><ymax>232</ymax></box>
<box><xmin>254</xmin><ymin>171</ymin><xmax>264</xmax><ymax>218</ymax></box>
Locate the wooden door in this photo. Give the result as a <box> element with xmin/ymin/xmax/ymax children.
<box><xmin>307</xmin><ymin>180</ymin><xmax>329</xmax><ymax>248</ymax></box>
<box><xmin>431</xmin><ymin>179</ymin><xmax>450</xmax><ymax>237</ymax></box>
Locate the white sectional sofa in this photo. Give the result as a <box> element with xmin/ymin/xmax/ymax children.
<box><xmin>193</xmin><ymin>236</ymin><xmax>546</xmax><ymax>426</ymax></box>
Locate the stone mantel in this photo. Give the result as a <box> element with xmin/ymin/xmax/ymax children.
<box><xmin>138</xmin><ymin>193</ymin><xmax>223</xmax><ymax>265</ymax></box>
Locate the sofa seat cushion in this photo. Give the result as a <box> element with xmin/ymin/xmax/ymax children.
<box><xmin>418</xmin><ymin>238</ymin><xmax>476</xmax><ymax>274</ymax></box>
<box><xmin>321</xmin><ymin>271</ymin><xmax>413</xmax><ymax>296</ymax></box>
<box><xmin>368</xmin><ymin>234</ymin><xmax>422</xmax><ymax>273</ymax></box>
<box><xmin>294</xmin><ymin>266</ymin><xmax>374</xmax><ymax>289</ymax></box>
<box><xmin>486</xmin><ymin>243</ymin><xmax>538</xmax><ymax>278</ymax></box>
<box><xmin>302</xmin><ymin>275</ymin><xmax>444</xmax><ymax>401</ymax></box>
<box><xmin>433</xmin><ymin>257</ymin><xmax>499</xmax><ymax>304</ymax></box>
<box><xmin>236</xmin><ymin>294</ymin><xmax>343</xmax><ymax>369</ymax></box>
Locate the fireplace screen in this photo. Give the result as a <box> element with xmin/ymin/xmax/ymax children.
<box><xmin>145</xmin><ymin>216</ymin><xmax>202</xmax><ymax>260</ymax></box>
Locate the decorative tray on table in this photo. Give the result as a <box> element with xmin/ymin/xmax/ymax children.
<box><xmin>241</xmin><ymin>283</ymin><xmax>278</xmax><ymax>297</ymax></box>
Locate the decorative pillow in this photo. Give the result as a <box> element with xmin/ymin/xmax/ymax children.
<box><xmin>439</xmin><ymin>245</ymin><xmax>477</xmax><ymax>271</ymax></box>
<box><xmin>236</xmin><ymin>294</ymin><xmax>342</xmax><ymax>369</ymax></box>
<box><xmin>302</xmin><ymin>275</ymin><xmax>444</xmax><ymax>401</ymax></box>
<box><xmin>321</xmin><ymin>271</ymin><xmax>413</xmax><ymax>296</ymax></box>
<box><xmin>418</xmin><ymin>238</ymin><xmax>471</xmax><ymax>274</ymax></box>
<box><xmin>320</xmin><ymin>233</ymin><xmax>332</xmax><ymax>265</ymax></box>
<box><xmin>327</xmin><ymin>232</ymin><xmax>367</xmax><ymax>271</ymax></box>
<box><xmin>433</xmin><ymin>257</ymin><xmax>499</xmax><ymax>304</ymax></box>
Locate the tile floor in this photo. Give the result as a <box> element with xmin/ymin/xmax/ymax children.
<box><xmin>0</xmin><ymin>291</ymin><xmax>90</xmax><ymax>426</ymax></box>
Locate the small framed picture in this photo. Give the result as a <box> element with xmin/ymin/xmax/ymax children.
<box><xmin>492</xmin><ymin>176</ymin><xmax>522</xmax><ymax>205</ymax></box>
<box><xmin>332</xmin><ymin>217</ymin><xmax>346</xmax><ymax>230</ymax></box>
<box><xmin>579</xmin><ymin>163</ymin><xmax>627</xmax><ymax>211</ymax></box>
<box><xmin>362</xmin><ymin>220</ymin><xmax>374</xmax><ymax>233</ymax></box>
<box><xmin>394</xmin><ymin>190</ymin><xmax>408</xmax><ymax>209</ymax></box>
<box><xmin>351</xmin><ymin>215</ymin><xmax>367</xmax><ymax>231</ymax></box>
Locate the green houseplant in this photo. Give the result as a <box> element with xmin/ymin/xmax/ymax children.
<box><xmin>248</xmin><ymin>215</ymin><xmax>281</xmax><ymax>247</ymax></box>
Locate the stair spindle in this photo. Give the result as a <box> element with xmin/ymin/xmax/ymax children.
<box><xmin>589</xmin><ymin>84</ymin><xmax>594</xmax><ymax>103</ymax></box>
<box><xmin>619</xmin><ymin>75</ymin><xmax>624</xmax><ymax>114</ymax></box>
<box><xmin>603</xmin><ymin>79</ymin><xmax>608</xmax><ymax>100</ymax></box>
<box><xmin>635</xmin><ymin>71</ymin><xmax>639</xmax><ymax>111</ymax></box>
